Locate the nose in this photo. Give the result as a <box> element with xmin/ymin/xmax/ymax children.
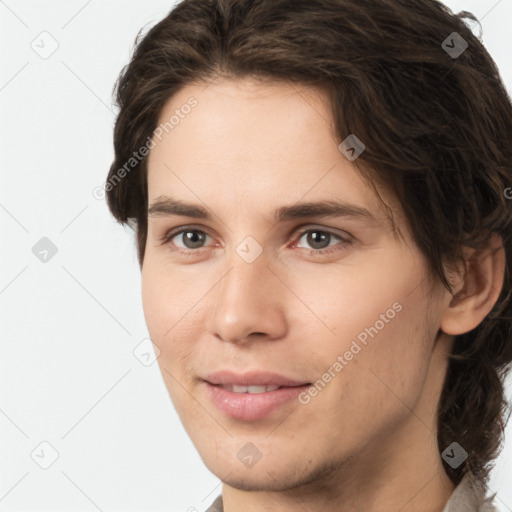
<box><xmin>206</xmin><ymin>253</ymin><xmax>288</xmax><ymax>345</ymax></box>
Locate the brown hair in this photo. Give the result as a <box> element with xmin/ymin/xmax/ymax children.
<box><xmin>106</xmin><ymin>0</ymin><xmax>512</xmax><ymax>486</ymax></box>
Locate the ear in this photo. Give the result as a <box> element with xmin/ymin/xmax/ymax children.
<box><xmin>440</xmin><ymin>233</ymin><xmax>506</xmax><ymax>336</ymax></box>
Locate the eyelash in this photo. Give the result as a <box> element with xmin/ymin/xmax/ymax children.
<box><xmin>159</xmin><ymin>226</ymin><xmax>352</xmax><ymax>257</ymax></box>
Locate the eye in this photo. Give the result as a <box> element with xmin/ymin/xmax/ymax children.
<box><xmin>159</xmin><ymin>225</ymin><xmax>351</xmax><ymax>256</ymax></box>
<box><xmin>161</xmin><ymin>228</ymin><xmax>212</xmax><ymax>252</ymax></box>
<box><xmin>293</xmin><ymin>228</ymin><xmax>351</xmax><ymax>254</ymax></box>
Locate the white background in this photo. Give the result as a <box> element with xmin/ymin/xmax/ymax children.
<box><xmin>1</xmin><ymin>1</ymin><xmax>511</xmax><ymax>510</ymax></box>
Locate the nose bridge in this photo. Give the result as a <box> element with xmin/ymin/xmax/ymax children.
<box><xmin>208</xmin><ymin>248</ymin><xmax>287</xmax><ymax>343</ymax></box>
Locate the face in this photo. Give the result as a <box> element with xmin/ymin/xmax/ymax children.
<box><xmin>142</xmin><ymin>77</ymin><xmax>451</xmax><ymax>492</ymax></box>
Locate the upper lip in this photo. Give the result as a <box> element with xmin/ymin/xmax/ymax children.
<box><xmin>204</xmin><ymin>370</ymin><xmax>310</xmax><ymax>387</ymax></box>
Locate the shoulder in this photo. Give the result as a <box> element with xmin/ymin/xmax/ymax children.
<box><xmin>204</xmin><ymin>494</ymin><xmax>223</xmax><ymax>512</ymax></box>
<box><xmin>442</xmin><ymin>472</ymin><xmax>500</xmax><ymax>512</ymax></box>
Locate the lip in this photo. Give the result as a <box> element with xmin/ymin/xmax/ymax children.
<box><xmin>202</xmin><ymin>371</ymin><xmax>311</xmax><ymax>421</ymax></box>
<box><xmin>204</xmin><ymin>370</ymin><xmax>309</xmax><ymax>387</ymax></box>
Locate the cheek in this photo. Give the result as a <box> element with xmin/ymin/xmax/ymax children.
<box><xmin>336</xmin><ymin>294</ymin><xmax>433</xmax><ymax>427</ymax></box>
<box><xmin>295</xmin><ymin>258</ymin><xmax>434</xmax><ymax>401</ymax></box>
<box><xmin>141</xmin><ymin>266</ymin><xmax>198</xmax><ymax>407</ymax></box>
<box><xmin>286</xmin><ymin>263</ymin><xmax>405</xmax><ymax>349</ymax></box>
<box><xmin>141</xmin><ymin>260</ymin><xmax>182</xmax><ymax>363</ymax></box>
<box><xmin>141</xmin><ymin>256</ymin><xmax>194</xmax><ymax>335</ymax></box>
<box><xmin>141</xmin><ymin>261</ymin><xmax>167</xmax><ymax>337</ymax></box>
<box><xmin>141</xmin><ymin>258</ymin><xmax>208</xmax><ymax>372</ymax></box>
<box><xmin>305</xmin><ymin>304</ymin><xmax>434</xmax><ymax>454</ymax></box>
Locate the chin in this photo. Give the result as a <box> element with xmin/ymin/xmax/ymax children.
<box><xmin>220</xmin><ymin>470</ymin><xmax>305</xmax><ymax>493</ymax></box>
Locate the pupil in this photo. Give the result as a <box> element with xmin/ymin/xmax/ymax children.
<box><xmin>308</xmin><ymin>231</ymin><xmax>329</xmax><ymax>249</ymax></box>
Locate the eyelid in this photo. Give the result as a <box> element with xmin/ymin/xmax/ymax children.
<box><xmin>159</xmin><ymin>224</ymin><xmax>214</xmax><ymax>247</ymax></box>
<box><xmin>293</xmin><ymin>224</ymin><xmax>353</xmax><ymax>242</ymax></box>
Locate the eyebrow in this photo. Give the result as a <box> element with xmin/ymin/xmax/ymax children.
<box><xmin>148</xmin><ymin>196</ymin><xmax>380</xmax><ymax>225</ymax></box>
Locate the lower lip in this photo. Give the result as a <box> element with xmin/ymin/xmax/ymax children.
<box><xmin>204</xmin><ymin>381</ymin><xmax>310</xmax><ymax>421</ymax></box>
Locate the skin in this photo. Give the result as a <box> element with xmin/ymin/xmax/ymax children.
<box><xmin>141</xmin><ymin>77</ymin><xmax>505</xmax><ymax>512</ymax></box>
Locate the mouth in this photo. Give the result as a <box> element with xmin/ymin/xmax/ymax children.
<box><xmin>201</xmin><ymin>371</ymin><xmax>312</xmax><ymax>421</ymax></box>
<box><xmin>216</xmin><ymin>384</ymin><xmax>284</xmax><ymax>393</ymax></box>
<box><xmin>203</xmin><ymin>369</ymin><xmax>310</xmax><ymax>388</ymax></box>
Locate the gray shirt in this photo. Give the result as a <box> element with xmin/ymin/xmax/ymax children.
<box><xmin>204</xmin><ymin>472</ymin><xmax>498</xmax><ymax>511</ymax></box>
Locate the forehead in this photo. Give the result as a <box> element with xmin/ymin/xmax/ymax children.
<box><xmin>151</xmin><ymin>77</ymin><xmax>339</xmax><ymax>166</ymax></box>
<box><xmin>146</xmin><ymin>77</ymin><xmax>400</xmax><ymax>230</ymax></box>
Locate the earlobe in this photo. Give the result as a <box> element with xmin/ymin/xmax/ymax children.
<box><xmin>440</xmin><ymin>233</ymin><xmax>505</xmax><ymax>336</ymax></box>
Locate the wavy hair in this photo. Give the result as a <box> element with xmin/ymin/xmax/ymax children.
<box><xmin>106</xmin><ymin>0</ymin><xmax>512</xmax><ymax>486</ymax></box>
